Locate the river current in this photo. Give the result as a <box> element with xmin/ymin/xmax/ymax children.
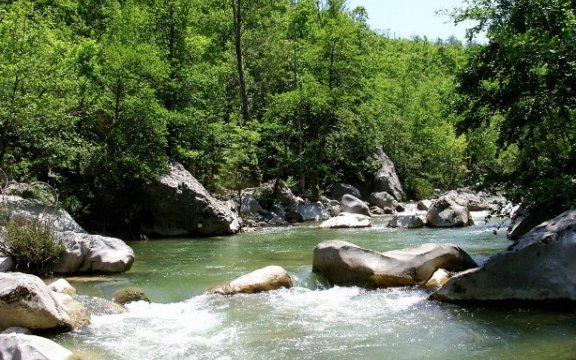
<box><xmin>54</xmin><ymin>212</ymin><xmax>576</xmax><ymax>359</ymax></box>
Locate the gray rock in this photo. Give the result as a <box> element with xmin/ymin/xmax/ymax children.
<box><xmin>369</xmin><ymin>206</ymin><xmax>385</xmax><ymax>215</ymax></box>
<box><xmin>140</xmin><ymin>161</ymin><xmax>241</xmax><ymax>236</ymax></box>
<box><xmin>426</xmin><ymin>195</ymin><xmax>473</xmax><ymax>228</ymax></box>
<box><xmin>0</xmin><ymin>256</ymin><xmax>14</xmax><ymax>272</ymax></box>
<box><xmin>0</xmin><ymin>334</ymin><xmax>77</xmax><ymax>360</ymax></box>
<box><xmin>240</xmin><ymin>194</ymin><xmax>267</xmax><ymax>219</ymax></box>
<box><xmin>433</xmin><ymin>210</ymin><xmax>576</xmax><ymax>304</ymax></box>
<box><xmin>319</xmin><ymin>213</ymin><xmax>371</xmax><ymax>229</ymax></box>
<box><xmin>330</xmin><ymin>183</ymin><xmax>361</xmax><ymax>202</ymax></box>
<box><xmin>417</xmin><ymin>200</ymin><xmax>433</xmax><ymax>211</ymax></box>
<box><xmin>0</xmin><ymin>195</ymin><xmax>85</xmax><ymax>233</ymax></box>
<box><xmin>0</xmin><ymin>272</ymin><xmax>90</xmax><ymax>332</ymax></box>
<box><xmin>388</xmin><ymin>215</ymin><xmax>425</xmax><ymax>229</ymax></box>
<box><xmin>47</xmin><ymin>279</ymin><xmax>76</xmax><ymax>296</ymax></box>
<box><xmin>368</xmin><ymin>192</ymin><xmax>398</xmax><ymax>214</ymax></box>
<box><xmin>285</xmin><ymin>210</ymin><xmax>304</xmax><ymax>223</ymax></box>
<box><xmin>312</xmin><ymin>241</ymin><xmax>477</xmax><ymax>288</ymax></box>
<box><xmin>507</xmin><ymin>205</ymin><xmax>551</xmax><ymax>240</ymax></box>
<box><xmin>341</xmin><ymin>194</ymin><xmax>371</xmax><ymax>216</ymax></box>
<box><xmin>53</xmin><ymin>232</ymin><xmax>134</xmax><ymax>274</ymax></box>
<box><xmin>372</xmin><ymin>148</ymin><xmax>405</xmax><ymax>201</ymax></box>
<box><xmin>209</xmin><ymin>265</ymin><xmax>293</xmax><ymax>295</ymax></box>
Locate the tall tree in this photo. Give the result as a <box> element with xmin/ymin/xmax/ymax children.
<box><xmin>455</xmin><ymin>0</ymin><xmax>576</xmax><ymax>214</ymax></box>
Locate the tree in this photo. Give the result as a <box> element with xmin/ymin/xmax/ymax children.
<box><xmin>454</xmin><ymin>0</ymin><xmax>576</xmax><ymax>214</ymax></box>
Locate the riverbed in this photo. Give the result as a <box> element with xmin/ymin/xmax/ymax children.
<box><xmin>54</xmin><ymin>213</ymin><xmax>576</xmax><ymax>359</ymax></box>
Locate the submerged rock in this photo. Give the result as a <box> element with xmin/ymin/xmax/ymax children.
<box><xmin>111</xmin><ymin>287</ymin><xmax>150</xmax><ymax>305</ymax></box>
<box><xmin>0</xmin><ymin>334</ymin><xmax>78</xmax><ymax>360</ymax></box>
<box><xmin>209</xmin><ymin>265</ymin><xmax>293</xmax><ymax>295</ymax></box>
<box><xmin>312</xmin><ymin>241</ymin><xmax>476</xmax><ymax>289</ymax></box>
<box><xmin>75</xmin><ymin>295</ymin><xmax>127</xmax><ymax>316</ymax></box>
<box><xmin>318</xmin><ymin>213</ymin><xmax>371</xmax><ymax>229</ymax></box>
<box><xmin>0</xmin><ymin>272</ymin><xmax>90</xmax><ymax>332</ymax></box>
<box><xmin>140</xmin><ymin>161</ymin><xmax>241</xmax><ymax>237</ymax></box>
<box><xmin>433</xmin><ymin>210</ymin><xmax>576</xmax><ymax>305</ymax></box>
<box><xmin>53</xmin><ymin>232</ymin><xmax>134</xmax><ymax>274</ymax></box>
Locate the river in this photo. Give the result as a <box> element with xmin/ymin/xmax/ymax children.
<box><xmin>54</xmin><ymin>212</ymin><xmax>576</xmax><ymax>359</ymax></box>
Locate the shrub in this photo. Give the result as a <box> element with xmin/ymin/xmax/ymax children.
<box><xmin>0</xmin><ymin>214</ymin><xmax>64</xmax><ymax>275</ymax></box>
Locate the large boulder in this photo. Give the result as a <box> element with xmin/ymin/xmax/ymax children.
<box><xmin>140</xmin><ymin>161</ymin><xmax>241</xmax><ymax>236</ymax></box>
<box><xmin>0</xmin><ymin>272</ymin><xmax>90</xmax><ymax>332</ymax></box>
<box><xmin>209</xmin><ymin>265</ymin><xmax>293</xmax><ymax>295</ymax></box>
<box><xmin>371</xmin><ymin>148</ymin><xmax>405</xmax><ymax>201</ymax></box>
<box><xmin>341</xmin><ymin>194</ymin><xmax>370</xmax><ymax>216</ymax></box>
<box><xmin>432</xmin><ymin>210</ymin><xmax>576</xmax><ymax>304</ymax></box>
<box><xmin>319</xmin><ymin>213</ymin><xmax>371</xmax><ymax>229</ymax></box>
<box><xmin>368</xmin><ymin>192</ymin><xmax>398</xmax><ymax>214</ymax></box>
<box><xmin>426</xmin><ymin>195</ymin><xmax>473</xmax><ymax>228</ymax></box>
<box><xmin>388</xmin><ymin>215</ymin><xmax>425</xmax><ymax>229</ymax></box>
<box><xmin>53</xmin><ymin>232</ymin><xmax>134</xmax><ymax>274</ymax></box>
<box><xmin>312</xmin><ymin>241</ymin><xmax>477</xmax><ymax>288</ymax></box>
<box><xmin>329</xmin><ymin>183</ymin><xmax>361</xmax><ymax>202</ymax></box>
<box><xmin>0</xmin><ymin>195</ymin><xmax>85</xmax><ymax>233</ymax></box>
<box><xmin>506</xmin><ymin>205</ymin><xmax>551</xmax><ymax>240</ymax></box>
<box><xmin>442</xmin><ymin>189</ymin><xmax>489</xmax><ymax>211</ymax></box>
<box><xmin>0</xmin><ymin>334</ymin><xmax>78</xmax><ymax>360</ymax></box>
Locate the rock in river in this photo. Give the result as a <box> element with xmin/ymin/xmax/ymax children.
<box><xmin>209</xmin><ymin>265</ymin><xmax>293</xmax><ymax>295</ymax></box>
<box><xmin>426</xmin><ymin>194</ymin><xmax>473</xmax><ymax>228</ymax></box>
<box><xmin>53</xmin><ymin>232</ymin><xmax>134</xmax><ymax>274</ymax></box>
<box><xmin>312</xmin><ymin>241</ymin><xmax>477</xmax><ymax>288</ymax></box>
<box><xmin>432</xmin><ymin>210</ymin><xmax>576</xmax><ymax>305</ymax></box>
<box><xmin>318</xmin><ymin>213</ymin><xmax>371</xmax><ymax>229</ymax></box>
<box><xmin>0</xmin><ymin>272</ymin><xmax>90</xmax><ymax>332</ymax></box>
<box><xmin>0</xmin><ymin>334</ymin><xmax>78</xmax><ymax>360</ymax></box>
<box><xmin>341</xmin><ymin>194</ymin><xmax>371</xmax><ymax>216</ymax></box>
<box><xmin>140</xmin><ymin>161</ymin><xmax>241</xmax><ymax>237</ymax></box>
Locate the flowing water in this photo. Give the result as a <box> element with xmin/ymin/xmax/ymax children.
<box><xmin>54</xmin><ymin>213</ymin><xmax>576</xmax><ymax>359</ymax></box>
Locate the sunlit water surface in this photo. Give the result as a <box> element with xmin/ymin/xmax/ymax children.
<box><xmin>54</xmin><ymin>213</ymin><xmax>576</xmax><ymax>359</ymax></box>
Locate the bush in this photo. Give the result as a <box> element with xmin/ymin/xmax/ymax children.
<box><xmin>0</xmin><ymin>214</ymin><xmax>64</xmax><ymax>275</ymax></box>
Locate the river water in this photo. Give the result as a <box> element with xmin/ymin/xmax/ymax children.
<box><xmin>55</xmin><ymin>213</ymin><xmax>576</xmax><ymax>359</ymax></box>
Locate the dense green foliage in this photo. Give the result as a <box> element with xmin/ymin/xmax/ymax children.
<box><xmin>454</xmin><ymin>0</ymin><xmax>576</xmax><ymax>216</ymax></box>
<box><xmin>0</xmin><ymin>0</ymin><xmax>496</xmax><ymax>234</ymax></box>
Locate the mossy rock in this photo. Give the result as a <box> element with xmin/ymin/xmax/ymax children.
<box><xmin>111</xmin><ymin>287</ymin><xmax>150</xmax><ymax>305</ymax></box>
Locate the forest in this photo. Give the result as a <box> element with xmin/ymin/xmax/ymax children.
<box><xmin>0</xmin><ymin>0</ymin><xmax>574</xmax><ymax>235</ymax></box>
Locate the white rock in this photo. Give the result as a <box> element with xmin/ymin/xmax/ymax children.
<box><xmin>319</xmin><ymin>213</ymin><xmax>371</xmax><ymax>229</ymax></box>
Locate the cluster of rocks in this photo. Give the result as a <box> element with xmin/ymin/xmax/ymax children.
<box><xmin>0</xmin><ymin>195</ymin><xmax>134</xmax><ymax>274</ymax></box>
<box><xmin>213</xmin><ymin>208</ymin><xmax>576</xmax><ymax>307</ymax></box>
<box><xmin>0</xmin><ymin>273</ymin><xmax>138</xmax><ymax>359</ymax></box>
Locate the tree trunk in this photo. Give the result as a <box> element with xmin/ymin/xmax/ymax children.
<box><xmin>231</xmin><ymin>0</ymin><xmax>250</xmax><ymax>126</ymax></box>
